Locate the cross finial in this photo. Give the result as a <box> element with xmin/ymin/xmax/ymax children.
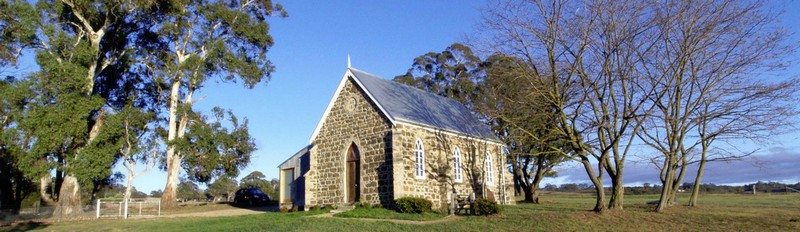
<box><xmin>347</xmin><ymin>54</ymin><xmax>352</xmax><ymax>68</ymax></box>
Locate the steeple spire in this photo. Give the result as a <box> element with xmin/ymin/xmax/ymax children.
<box><xmin>347</xmin><ymin>54</ymin><xmax>352</xmax><ymax>68</ymax></box>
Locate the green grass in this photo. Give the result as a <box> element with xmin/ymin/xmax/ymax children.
<box><xmin>3</xmin><ymin>193</ymin><xmax>799</xmax><ymax>231</ymax></box>
<box><xmin>334</xmin><ymin>207</ymin><xmax>446</xmax><ymax>221</ymax></box>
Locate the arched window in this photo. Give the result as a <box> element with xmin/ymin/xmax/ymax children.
<box><xmin>414</xmin><ymin>138</ymin><xmax>425</xmax><ymax>179</ymax></box>
<box><xmin>485</xmin><ymin>152</ymin><xmax>494</xmax><ymax>184</ymax></box>
<box><xmin>453</xmin><ymin>147</ymin><xmax>463</xmax><ymax>183</ymax></box>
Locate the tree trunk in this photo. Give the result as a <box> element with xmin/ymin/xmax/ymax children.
<box><xmin>530</xmin><ymin>187</ymin><xmax>540</xmax><ymax>204</ymax></box>
<box><xmin>52</xmin><ymin>175</ymin><xmax>82</xmax><ymax>218</ymax></box>
<box><xmin>39</xmin><ymin>176</ymin><xmax>56</xmax><ymax>205</ymax></box>
<box><xmin>689</xmin><ymin>143</ymin><xmax>710</xmax><ymax>207</ymax></box>
<box><xmin>527</xmin><ymin>157</ymin><xmax>547</xmax><ymax>204</ymax></box>
<box><xmin>161</xmin><ymin>80</ymin><xmax>182</xmax><ymax>208</ymax></box>
<box><xmin>666</xmin><ymin>156</ymin><xmax>688</xmax><ymax>206</ymax></box>
<box><xmin>608</xmin><ymin>174</ymin><xmax>624</xmax><ymax>210</ymax></box>
<box><xmin>688</xmin><ymin>160</ymin><xmax>705</xmax><ymax>207</ymax></box>
<box><xmin>655</xmin><ymin>155</ymin><xmax>675</xmax><ymax>212</ymax></box>
<box><xmin>162</xmin><ymin>154</ymin><xmax>180</xmax><ymax>208</ymax></box>
<box><xmin>124</xmin><ymin>159</ymin><xmax>134</xmax><ymax>205</ymax></box>
<box><xmin>521</xmin><ymin>183</ymin><xmax>534</xmax><ymax>202</ymax></box>
<box><xmin>579</xmin><ymin>156</ymin><xmax>606</xmax><ymax>213</ymax></box>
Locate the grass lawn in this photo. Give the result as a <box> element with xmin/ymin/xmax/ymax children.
<box><xmin>3</xmin><ymin>193</ymin><xmax>799</xmax><ymax>231</ymax></box>
<box><xmin>334</xmin><ymin>207</ymin><xmax>446</xmax><ymax>221</ymax></box>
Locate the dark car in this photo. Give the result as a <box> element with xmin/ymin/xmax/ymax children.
<box><xmin>233</xmin><ymin>188</ymin><xmax>271</xmax><ymax>207</ymax></box>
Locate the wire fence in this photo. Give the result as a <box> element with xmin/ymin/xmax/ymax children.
<box><xmin>1</xmin><ymin>198</ymin><xmax>161</xmax><ymax>225</ymax></box>
<box><xmin>1</xmin><ymin>205</ymin><xmax>95</xmax><ymax>225</ymax></box>
<box><xmin>96</xmin><ymin>198</ymin><xmax>161</xmax><ymax>219</ymax></box>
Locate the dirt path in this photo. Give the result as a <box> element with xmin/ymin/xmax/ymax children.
<box><xmin>158</xmin><ymin>206</ymin><xmax>277</xmax><ymax>219</ymax></box>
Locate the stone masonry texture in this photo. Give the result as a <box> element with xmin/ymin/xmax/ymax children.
<box><xmin>305</xmin><ymin>76</ymin><xmax>514</xmax><ymax>210</ymax></box>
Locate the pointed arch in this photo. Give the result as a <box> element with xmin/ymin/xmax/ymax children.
<box><xmin>485</xmin><ymin>151</ymin><xmax>494</xmax><ymax>184</ymax></box>
<box><xmin>453</xmin><ymin>147</ymin><xmax>463</xmax><ymax>183</ymax></box>
<box><xmin>414</xmin><ymin>138</ymin><xmax>425</xmax><ymax>179</ymax></box>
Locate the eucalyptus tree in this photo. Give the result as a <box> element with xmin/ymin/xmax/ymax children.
<box><xmin>0</xmin><ymin>78</ymin><xmax>35</xmax><ymax>212</ymax></box>
<box><xmin>0</xmin><ymin>1</ymin><xmax>39</xmax><ymax>212</ymax></box>
<box><xmin>0</xmin><ymin>0</ymin><xmax>37</xmax><ymax>67</ymax></box>
<box><xmin>394</xmin><ymin>43</ymin><xmax>484</xmax><ymax>106</ymax></box>
<box><xmin>9</xmin><ymin>0</ymin><xmax>157</xmax><ymax>217</ymax></box>
<box><xmin>207</xmin><ymin>176</ymin><xmax>238</xmax><ymax>201</ymax></box>
<box><xmin>145</xmin><ymin>0</ymin><xmax>286</xmax><ymax>208</ymax></box>
<box><xmin>240</xmin><ymin>170</ymin><xmax>275</xmax><ymax>197</ymax></box>
<box><xmin>114</xmin><ymin>106</ymin><xmax>156</xmax><ymax>207</ymax></box>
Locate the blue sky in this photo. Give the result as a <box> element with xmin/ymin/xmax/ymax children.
<box><xmin>133</xmin><ymin>0</ymin><xmax>800</xmax><ymax>192</ymax></box>
<box><xmin>7</xmin><ymin>1</ymin><xmax>798</xmax><ymax>193</ymax></box>
<box><xmin>127</xmin><ymin>0</ymin><xmax>490</xmax><ymax>192</ymax></box>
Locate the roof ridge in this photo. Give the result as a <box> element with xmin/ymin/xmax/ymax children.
<box><xmin>348</xmin><ymin>67</ymin><xmax>468</xmax><ymax>108</ymax></box>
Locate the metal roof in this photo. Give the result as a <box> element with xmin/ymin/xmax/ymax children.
<box><xmin>348</xmin><ymin>68</ymin><xmax>499</xmax><ymax>141</ymax></box>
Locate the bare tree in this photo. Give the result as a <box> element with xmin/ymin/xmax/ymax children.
<box><xmin>570</xmin><ymin>0</ymin><xmax>666</xmax><ymax>210</ymax></box>
<box><xmin>635</xmin><ymin>0</ymin><xmax>797</xmax><ymax>212</ymax></box>
<box><xmin>478</xmin><ymin>0</ymin><xmax>608</xmax><ymax>211</ymax></box>
<box><xmin>478</xmin><ymin>0</ymin><xmax>666</xmax><ymax>212</ymax></box>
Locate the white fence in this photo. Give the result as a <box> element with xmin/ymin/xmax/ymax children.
<box><xmin>95</xmin><ymin>198</ymin><xmax>161</xmax><ymax>219</ymax></box>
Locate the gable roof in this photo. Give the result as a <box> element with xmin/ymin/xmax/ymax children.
<box><xmin>309</xmin><ymin>68</ymin><xmax>500</xmax><ymax>143</ymax></box>
<box><xmin>278</xmin><ymin>144</ymin><xmax>311</xmax><ymax>168</ymax></box>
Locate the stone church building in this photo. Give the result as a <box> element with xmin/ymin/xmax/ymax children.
<box><xmin>278</xmin><ymin>68</ymin><xmax>514</xmax><ymax>210</ymax></box>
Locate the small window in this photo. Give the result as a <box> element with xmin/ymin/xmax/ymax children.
<box><xmin>485</xmin><ymin>152</ymin><xmax>494</xmax><ymax>184</ymax></box>
<box><xmin>414</xmin><ymin>138</ymin><xmax>425</xmax><ymax>179</ymax></box>
<box><xmin>453</xmin><ymin>147</ymin><xmax>463</xmax><ymax>183</ymax></box>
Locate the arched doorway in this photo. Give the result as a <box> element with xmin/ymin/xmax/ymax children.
<box><xmin>346</xmin><ymin>143</ymin><xmax>360</xmax><ymax>203</ymax></box>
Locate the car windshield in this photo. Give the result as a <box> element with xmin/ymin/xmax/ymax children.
<box><xmin>249</xmin><ymin>189</ymin><xmax>264</xmax><ymax>194</ymax></box>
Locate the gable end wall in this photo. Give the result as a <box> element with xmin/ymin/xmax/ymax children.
<box><xmin>306</xmin><ymin>77</ymin><xmax>394</xmax><ymax>207</ymax></box>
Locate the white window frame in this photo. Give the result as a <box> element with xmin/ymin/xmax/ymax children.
<box><xmin>414</xmin><ymin>138</ymin><xmax>425</xmax><ymax>179</ymax></box>
<box><xmin>485</xmin><ymin>152</ymin><xmax>494</xmax><ymax>184</ymax></box>
<box><xmin>453</xmin><ymin>147</ymin><xmax>463</xmax><ymax>183</ymax></box>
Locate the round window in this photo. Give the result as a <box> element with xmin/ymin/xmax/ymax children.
<box><xmin>345</xmin><ymin>97</ymin><xmax>356</xmax><ymax>112</ymax></box>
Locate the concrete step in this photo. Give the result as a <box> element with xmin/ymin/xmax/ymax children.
<box><xmin>330</xmin><ymin>205</ymin><xmax>355</xmax><ymax>214</ymax></box>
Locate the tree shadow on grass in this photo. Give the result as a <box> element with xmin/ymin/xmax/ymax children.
<box><xmin>224</xmin><ymin>201</ymin><xmax>280</xmax><ymax>212</ymax></box>
<box><xmin>1</xmin><ymin>221</ymin><xmax>48</xmax><ymax>232</ymax></box>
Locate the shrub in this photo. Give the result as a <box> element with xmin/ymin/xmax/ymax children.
<box><xmin>372</xmin><ymin>203</ymin><xmax>383</xmax><ymax>209</ymax></box>
<box><xmin>473</xmin><ymin>198</ymin><xmax>500</xmax><ymax>216</ymax></box>
<box><xmin>394</xmin><ymin>197</ymin><xmax>432</xmax><ymax>214</ymax></box>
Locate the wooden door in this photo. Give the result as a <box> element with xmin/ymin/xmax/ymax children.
<box><xmin>346</xmin><ymin>144</ymin><xmax>360</xmax><ymax>203</ymax></box>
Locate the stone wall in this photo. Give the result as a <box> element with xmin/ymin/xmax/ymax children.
<box><xmin>392</xmin><ymin>123</ymin><xmax>515</xmax><ymax>210</ymax></box>
<box><xmin>306</xmin><ymin>77</ymin><xmax>394</xmax><ymax>207</ymax></box>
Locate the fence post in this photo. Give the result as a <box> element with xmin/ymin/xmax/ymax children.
<box><xmin>157</xmin><ymin>200</ymin><xmax>161</xmax><ymax>216</ymax></box>
<box><xmin>139</xmin><ymin>201</ymin><xmax>142</xmax><ymax>216</ymax></box>
<box><xmin>124</xmin><ymin>199</ymin><xmax>129</xmax><ymax>219</ymax></box>
<box><xmin>96</xmin><ymin>199</ymin><xmax>101</xmax><ymax>219</ymax></box>
<box><xmin>118</xmin><ymin>201</ymin><xmax>122</xmax><ymax>217</ymax></box>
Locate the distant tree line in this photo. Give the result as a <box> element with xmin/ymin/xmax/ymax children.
<box><xmin>541</xmin><ymin>182</ymin><xmax>800</xmax><ymax>195</ymax></box>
